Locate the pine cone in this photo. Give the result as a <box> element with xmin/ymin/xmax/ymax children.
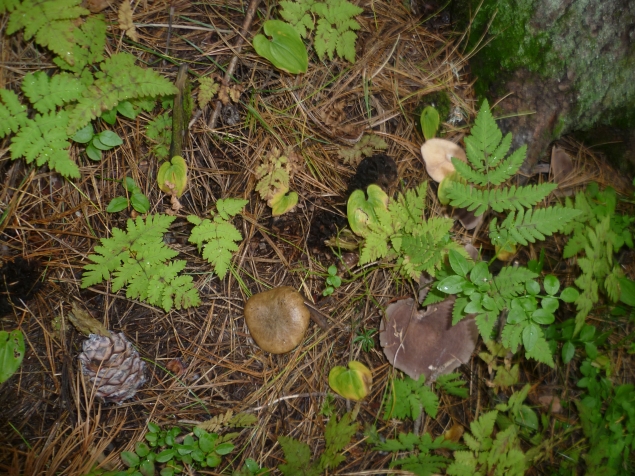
<box><xmin>79</xmin><ymin>332</ymin><xmax>146</xmax><ymax>404</ymax></box>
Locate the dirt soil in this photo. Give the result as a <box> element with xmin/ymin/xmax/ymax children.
<box><xmin>0</xmin><ymin>0</ymin><xmax>633</xmax><ymax>475</ymax></box>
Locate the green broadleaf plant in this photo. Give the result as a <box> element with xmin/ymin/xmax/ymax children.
<box><xmin>420</xmin><ymin>105</ymin><xmax>440</xmax><ymax>141</ymax></box>
<box><xmin>253</xmin><ymin>20</ymin><xmax>308</xmax><ymax>74</ymax></box>
<box><xmin>0</xmin><ymin>329</ymin><xmax>25</xmax><ymax>383</ymax></box>
<box><xmin>106</xmin><ymin>176</ymin><xmax>150</xmax><ymax>214</ymax></box>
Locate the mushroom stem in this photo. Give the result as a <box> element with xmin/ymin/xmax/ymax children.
<box><xmin>303</xmin><ymin>300</ymin><xmax>330</xmax><ymax>331</ymax></box>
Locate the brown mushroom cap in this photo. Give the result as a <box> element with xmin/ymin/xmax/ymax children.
<box><xmin>244</xmin><ymin>286</ymin><xmax>311</xmax><ymax>354</ymax></box>
<box><xmin>379</xmin><ymin>296</ymin><xmax>478</xmax><ymax>381</ymax></box>
<box><xmin>420</xmin><ymin>138</ymin><xmax>467</xmax><ymax>183</ymax></box>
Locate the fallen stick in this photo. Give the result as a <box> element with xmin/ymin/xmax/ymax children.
<box><xmin>207</xmin><ymin>0</ymin><xmax>262</xmax><ymax>129</ymax></box>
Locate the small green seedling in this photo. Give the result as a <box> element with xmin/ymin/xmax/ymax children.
<box><xmin>353</xmin><ymin>328</ymin><xmax>376</xmax><ymax>352</ymax></box>
<box><xmin>0</xmin><ymin>329</ymin><xmax>25</xmax><ymax>383</ymax></box>
<box><xmin>157</xmin><ymin>155</ymin><xmax>188</xmax><ymax>197</ymax></box>
<box><xmin>420</xmin><ymin>105</ymin><xmax>440</xmax><ymax>140</ymax></box>
<box><xmin>322</xmin><ymin>265</ymin><xmax>341</xmax><ymax>296</ymax></box>
<box><xmin>106</xmin><ymin>176</ymin><xmax>150</xmax><ymax>214</ymax></box>
<box><xmin>72</xmin><ymin>124</ymin><xmax>124</xmax><ymax>161</ymax></box>
<box><xmin>114</xmin><ymin>422</ymin><xmax>237</xmax><ymax>476</ymax></box>
<box><xmin>328</xmin><ymin>360</ymin><xmax>372</xmax><ymax>401</ymax></box>
<box><xmin>253</xmin><ymin>20</ymin><xmax>308</xmax><ymax>74</ymax></box>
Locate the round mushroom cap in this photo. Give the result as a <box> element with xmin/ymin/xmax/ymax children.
<box><xmin>420</xmin><ymin>138</ymin><xmax>467</xmax><ymax>183</ymax></box>
<box><xmin>244</xmin><ymin>286</ymin><xmax>311</xmax><ymax>354</ymax></box>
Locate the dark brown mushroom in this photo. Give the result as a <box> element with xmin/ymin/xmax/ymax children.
<box><xmin>379</xmin><ymin>296</ymin><xmax>479</xmax><ymax>381</ymax></box>
<box><xmin>244</xmin><ymin>286</ymin><xmax>311</xmax><ymax>354</ymax></box>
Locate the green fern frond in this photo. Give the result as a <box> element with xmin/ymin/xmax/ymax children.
<box><xmin>188</xmin><ymin>198</ymin><xmax>247</xmax><ymax>279</ymax></box>
<box><xmin>448</xmin><ymin>182</ymin><xmax>557</xmax><ymax>216</ymax></box>
<box><xmin>453</xmin><ymin>145</ymin><xmax>526</xmax><ymax>186</ymax></box>
<box><xmin>397</xmin><ymin>217</ymin><xmax>456</xmax><ymax>278</ymax></box>
<box><xmin>492</xmin><ymin>266</ymin><xmax>538</xmax><ymax>299</ymax></box>
<box><xmin>0</xmin><ymin>89</ymin><xmax>29</xmax><ymax>139</ymax></box>
<box><xmin>279</xmin><ymin>0</ymin><xmax>315</xmax><ymax>37</ymax></box>
<box><xmin>388</xmin><ymin>181</ymin><xmax>427</xmax><ymax>233</ymax></box>
<box><xmin>81</xmin><ymin>214</ymin><xmax>200</xmax><ymax>312</ymax></box>
<box><xmin>6</xmin><ymin>0</ymin><xmax>88</xmax><ymax>40</ymax></box>
<box><xmin>464</xmin><ymin>99</ymin><xmax>502</xmax><ymax>163</ymax></box>
<box><xmin>490</xmin><ymin>206</ymin><xmax>583</xmax><ymax>247</ymax></box>
<box><xmin>67</xmin><ymin>53</ymin><xmax>177</xmax><ymax>134</ymax></box>
<box><xmin>0</xmin><ymin>0</ymin><xmax>20</xmax><ymax>14</ymax></box>
<box><xmin>10</xmin><ymin>111</ymin><xmax>79</xmax><ymax>178</ymax></box>
<box><xmin>54</xmin><ymin>14</ymin><xmax>107</xmax><ymax>72</ymax></box>
<box><xmin>21</xmin><ymin>71</ymin><xmax>84</xmax><ymax>114</ymax></box>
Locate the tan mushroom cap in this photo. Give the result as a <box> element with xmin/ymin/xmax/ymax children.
<box><xmin>420</xmin><ymin>138</ymin><xmax>467</xmax><ymax>183</ymax></box>
<box><xmin>244</xmin><ymin>286</ymin><xmax>311</xmax><ymax>354</ymax></box>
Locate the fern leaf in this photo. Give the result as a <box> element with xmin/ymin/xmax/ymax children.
<box><xmin>10</xmin><ymin>111</ymin><xmax>80</xmax><ymax>178</ymax></box>
<box><xmin>487</xmin><ymin>132</ymin><xmax>513</xmax><ymax>168</ymax></box>
<box><xmin>81</xmin><ymin>214</ymin><xmax>199</xmax><ymax>312</ymax></box>
<box><xmin>54</xmin><ymin>15</ymin><xmax>107</xmax><ymax>72</ymax></box>
<box><xmin>501</xmin><ymin>322</ymin><xmax>524</xmax><ymax>353</ymax></box>
<box><xmin>35</xmin><ymin>19</ymin><xmax>78</xmax><ymax>64</ymax></box>
<box><xmin>452</xmin><ymin>145</ymin><xmax>525</xmax><ymax>187</ymax></box>
<box><xmin>465</xmin><ymin>99</ymin><xmax>501</xmax><ymax>158</ymax></box>
<box><xmin>197</xmin><ymin>76</ymin><xmax>220</xmax><ymax>109</ymax></box>
<box><xmin>524</xmin><ymin>333</ymin><xmax>554</xmax><ymax>367</ymax></box>
<box><xmin>67</xmin><ymin>53</ymin><xmax>177</xmax><ymax>134</ymax></box>
<box><xmin>6</xmin><ymin>0</ymin><xmax>88</xmax><ymax>40</ymax></box>
<box><xmin>493</xmin><ymin>266</ymin><xmax>538</xmax><ymax>299</ymax></box>
<box><xmin>336</xmin><ymin>29</ymin><xmax>358</xmax><ymax>63</ymax></box>
<box><xmin>0</xmin><ymin>0</ymin><xmax>20</xmax><ymax>14</ymax></box>
<box><xmin>475</xmin><ymin>311</ymin><xmax>497</xmax><ymax>340</ymax></box>
<box><xmin>279</xmin><ymin>0</ymin><xmax>315</xmax><ymax>37</ymax></box>
<box><xmin>388</xmin><ymin>181</ymin><xmax>427</xmax><ymax>233</ymax></box>
<box><xmin>492</xmin><ymin>206</ymin><xmax>583</xmax><ymax>247</ymax></box>
<box><xmin>22</xmin><ymin>71</ymin><xmax>84</xmax><ymax>113</ymax></box>
<box><xmin>188</xmin><ymin>204</ymin><xmax>245</xmax><ymax>279</ymax></box>
<box><xmin>314</xmin><ymin>20</ymin><xmax>337</xmax><ymax>61</ymax></box>
<box><xmin>0</xmin><ymin>89</ymin><xmax>29</xmax><ymax>138</ymax></box>
<box><xmin>448</xmin><ymin>182</ymin><xmax>557</xmax><ymax>216</ymax></box>
<box><xmin>216</xmin><ymin>197</ymin><xmax>249</xmax><ymax>220</ymax></box>
<box><xmin>359</xmin><ymin>230</ymin><xmax>390</xmax><ymax>265</ymax></box>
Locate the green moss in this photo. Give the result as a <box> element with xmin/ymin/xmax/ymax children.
<box><xmin>454</xmin><ymin>0</ymin><xmax>560</xmax><ymax>98</ymax></box>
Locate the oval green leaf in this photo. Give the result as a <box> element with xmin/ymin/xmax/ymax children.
<box><xmin>531</xmin><ymin>308</ymin><xmax>555</xmax><ymax>325</ymax></box>
<box><xmin>0</xmin><ymin>329</ymin><xmax>25</xmax><ymax>383</ymax></box>
<box><xmin>86</xmin><ymin>142</ymin><xmax>102</xmax><ymax>161</ymax></box>
<box><xmin>525</xmin><ymin>280</ymin><xmax>540</xmax><ymax>295</ymax></box>
<box><xmin>559</xmin><ymin>286</ymin><xmax>580</xmax><ymax>303</ymax></box>
<box><xmin>562</xmin><ymin>341</ymin><xmax>575</xmax><ymax>364</ymax></box>
<box><xmin>543</xmin><ymin>275</ymin><xmax>560</xmax><ymax>296</ymax></box>
<box><xmin>449</xmin><ymin>249</ymin><xmax>470</xmax><ymax>277</ymax></box>
<box><xmin>541</xmin><ymin>297</ymin><xmax>559</xmax><ymax>313</ymax></box>
<box><xmin>106</xmin><ymin>196</ymin><xmax>129</xmax><ymax>213</ymax></box>
<box><xmin>437</xmin><ymin>275</ymin><xmax>468</xmax><ymax>294</ymax></box>
<box><xmin>98</xmin><ymin>130</ymin><xmax>124</xmax><ymax>147</ymax></box>
<box><xmin>253</xmin><ymin>20</ymin><xmax>308</xmax><ymax>74</ymax></box>
<box><xmin>131</xmin><ymin>193</ymin><xmax>151</xmax><ymax>213</ymax></box>
<box><xmin>155</xmin><ymin>449</ymin><xmax>176</xmax><ymax>463</ymax></box>
<box><xmin>270</xmin><ymin>190</ymin><xmax>298</xmax><ymax>216</ymax></box>
<box><xmin>522</xmin><ymin>323</ymin><xmax>540</xmax><ymax>351</ymax></box>
<box><xmin>72</xmin><ymin>124</ymin><xmax>94</xmax><ymax>143</ymax></box>
<box><xmin>117</xmin><ymin>100</ymin><xmax>137</xmax><ymax>119</ymax></box>
<box><xmin>121</xmin><ymin>451</ymin><xmax>140</xmax><ymax>468</ymax></box>
<box><xmin>328</xmin><ymin>360</ymin><xmax>372</xmax><ymax>401</ymax></box>
<box><xmin>420</xmin><ymin>106</ymin><xmax>440</xmax><ymax>140</ymax></box>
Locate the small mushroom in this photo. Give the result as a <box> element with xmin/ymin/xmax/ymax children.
<box><xmin>420</xmin><ymin>138</ymin><xmax>467</xmax><ymax>183</ymax></box>
<box><xmin>379</xmin><ymin>296</ymin><xmax>478</xmax><ymax>381</ymax></box>
<box><xmin>244</xmin><ymin>286</ymin><xmax>311</xmax><ymax>354</ymax></box>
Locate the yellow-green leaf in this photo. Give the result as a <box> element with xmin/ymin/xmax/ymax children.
<box><xmin>157</xmin><ymin>155</ymin><xmax>188</xmax><ymax>197</ymax></box>
<box><xmin>328</xmin><ymin>361</ymin><xmax>372</xmax><ymax>401</ymax></box>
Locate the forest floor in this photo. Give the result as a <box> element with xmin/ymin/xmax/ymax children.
<box><xmin>0</xmin><ymin>0</ymin><xmax>634</xmax><ymax>475</ymax></box>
